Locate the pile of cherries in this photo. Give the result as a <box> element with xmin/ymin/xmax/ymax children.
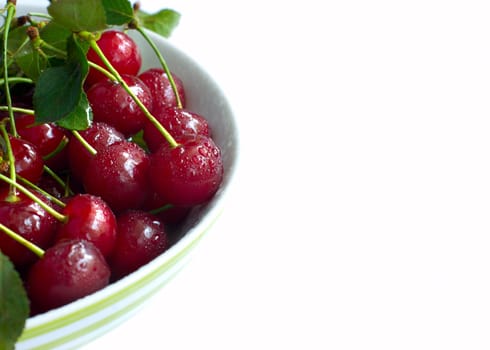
<box><xmin>0</xmin><ymin>30</ymin><xmax>223</xmax><ymax>314</ymax></box>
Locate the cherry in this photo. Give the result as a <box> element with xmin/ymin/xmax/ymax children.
<box><xmin>82</xmin><ymin>141</ymin><xmax>150</xmax><ymax>213</ymax></box>
<box><xmin>138</xmin><ymin>68</ymin><xmax>186</xmax><ymax>110</ymax></box>
<box><xmin>87</xmin><ymin>74</ymin><xmax>153</xmax><ymax>137</ymax></box>
<box><xmin>0</xmin><ymin>190</ymin><xmax>58</xmax><ymax>268</ymax></box>
<box><xmin>15</xmin><ymin>113</ymin><xmax>69</xmax><ymax>171</ymax></box>
<box><xmin>85</xmin><ymin>30</ymin><xmax>142</xmax><ymax>87</ymax></box>
<box><xmin>110</xmin><ymin>210</ymin><xmax>168</xmax><ymax>280</ymax></box>
<box><xmin>149</xmin><ymin>134</ymin><xmax>224</xmax><ymax>207</ymax></box>
<box><xmin>4</xmin><ymin>136</ymin><xmax>44</xmax><ymax>184</ymax></box>
<box><xmin>143</xmin><ymin>104</ymin><xmax>211</xmax><ymax>153</ymax></box>
<box><xmin>26</xmin><ymin>239</ymin><xmax>110</xmax><ymax>314</ymax></box>
<box><xmin>56</xmin><ymin>194</ymin><xmax>117</xmax><ymax>258</ymax></box>
<box><xmin>67</xmin><ymin>122</ymin><xmax>125</xmax><ymax>184</ymax></box>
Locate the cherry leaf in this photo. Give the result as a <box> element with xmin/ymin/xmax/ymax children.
<box><xmin>48</xmin><ymin>0</ymin><xmax>108</xmax><ymax>32</ymax></box>
<box><xmin>0</xmin><ymin>252</ymin><xmax>29</xmax><ymax>350</ymax></box>
<box><xmin>102</xmin><ymin>0</ymin><xmax>134</xmax><ymax>25</ymax></box>
<box><xmin>33</xmin><ymin>35</ymin><xmax>90</xmax><ymax>129</ymax></box>
<box><xmin>136</xmin><ymin>9</ymin><xmax>181</xmax><ymax>38</ymax></box>
<box><xmin>56</xmin><ymin>92</ymin><xmax>92</xmax><ymax>130</ymax></box>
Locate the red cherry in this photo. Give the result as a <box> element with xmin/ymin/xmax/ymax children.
<box><xmin>67</xmin><ymin>122</ymin><xmax>125</xmax><ymax>184</ymax></box>
<box><xmin>138</xmin><ymin>68</ymin><xmax>186</xmax><ymax>109</ymax></box>
<box><xmin>149</xmin><ymin>134</ymin><xmax>224</xmax><ymax>207</ymax></box>
<box><xmin>8</xmin><ymin>136</ymin><xmax>44</xmax><ymax>183</ymax></box>
<box><xmin>110</xmin><ymin>210</ymin><xmax>169</xmax><ymax>280</ymax></box>
<box><xmin>87</xmin><ymin>74</ymin><xmax>153</xmax><ymax>137</ymax></box>
<box><xmin>26</xmin><ymin>239</ymin><xmax>110</xmax><ymax>313</ymax></box>
<box><xmin>85</xmin><ymin>30</ymin><xmax>142</xmax><ymax>87</ymax></box>
<box><xmin>0</xmin><ymin>190</ymin><xmax>58</xmax><ymax>268</ymax></box>
<box><xmin>143</xmin><ymin>105</ymin><xmax>211</xmax><ymax>153</ymax></box>
<box><xmin>56</xmin><ymin>194</ymin><xmax>117</xmax><ymax>258</ymax></box>
<box><xmin>15</xmin><ymin>114</ymin><xmax>69</xmax><ymax>171</ymax></box>
<box><xmin>82</xmin><ymin>141</ymin><xmax>150</xmax><ymax>213</ymax></box>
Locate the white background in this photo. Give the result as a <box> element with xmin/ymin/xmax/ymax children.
<box><xmin>22</xmin><ymin>0</ymin><xmax>490</xmax><ymax>349</ymax></box>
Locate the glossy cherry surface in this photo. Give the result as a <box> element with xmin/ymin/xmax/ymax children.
<box><xmin>26</xmin><ymin>239</ymin><xmax>110</xmax><ymax>314</ymax></box>
<box><xmin>149</xmin><ymin>134</ymin><xmax>223</xmax><ymax>207</ymax></box>
<box><xmin>87</xmin><ymin>74</ymin><xmax>153</xmax><ymax>137</ymax></box>
<box><xmin>138</xmin><ymin>68</ymin><xmax>186</xmax><ymax>110</ymax></box>
<box><xmin>110</xmin><ymin>210</ymin><xmax>168</xmax><ymax>280</ymax></box>
<box><xmin>56</xmin><ymin>194</ymin><xmax>117</xmax><ymax>258</ymax></box>
<box><xmin>85</xmin><ymin>30</ymin><xmax>142</xmax><ymax>87</ymax></box>
<box><xmin>82</xmin><ymin>141</ymin><xmax>150</xmax><ymax>213</ymax></box>
<box><xmin>143</xmin><ymin>105</ymin><xmax>211</xmax><ymax>153</ymax></box>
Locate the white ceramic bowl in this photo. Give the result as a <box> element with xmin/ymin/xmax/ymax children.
<box><xmin>12</xmin><ymin>4</ymin><xmax>239</xmax><ymax>349</ymax></box>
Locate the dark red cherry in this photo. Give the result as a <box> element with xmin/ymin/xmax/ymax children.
<box><xmin>87</xmin><ymin>74</ymin><xmax>153</xmax><ymax>136</ymax></box>
<box><xmin>110</xmin><ymin>210</ymin><xmax>169</xmax><ymax>280</ymax></box>
<box><xmin>56</xmin><ymin>194</ymin><xmax>117</xmax><ymax>258</ymax></box>
<box><xmin>149</xmin><ymin>134</ymin><xmax>224</xmax><ymax>207</ymax></box>
<box><xmin>67</xmin><ymin>122</ymin><xmax>125</xmax><ymax>184</ymax></box>
<box><xmin>138</xmin><ymin>68</ymin><xmax>186</xmax><ymax>110</ymax></box>
<box><xmin>0</xmin><ymin>190</ymin><xmax>58</xmax><ymax>268</ymax></box>
<box><xmin>142</xmin><ymin>191</ymin><xmax>191</xmax><ymax>225</ymax></box>
<box><xmin>85</xmin><ymin>30</ymin><xmax>142</xmax><ymax>87</ymax></box>
<box><xmin>82</xmin><ymin>141</ymin><xmax>150</xmax><ymax>213</ymax></box>
<box><xmin>143</xmin><ymin>105</ymin><xmax>211</xmax><ymax>153</ymax></box>
<box><xmin>15</xmin><ymin>114</ymin><xmax>69</xmax><ymax>171</ymax></box>
<box><xmin>8</xmin><ymin>136</ymin><xmax>44</xmax><ymax>183</ymax></box>
<box><xmin>26</xmin><ymin>239</ymin><xmax>110</xmax><ymax>313</ymax></box>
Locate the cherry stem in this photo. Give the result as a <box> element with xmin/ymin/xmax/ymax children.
<box><xmin>148</xmin><ymin>203</ymin><xmax>173</xmax><ymax>215</ymax></box>
<box><xmin>17</xmin><ymin>174</ymin><xmax>66</xmax><ymax>208</ymax></box>
<box><xmin>80</xmin><ymin>31</ymin><xmax>179</xmax><ymax>148</ymax></box>
<box><xmin>71</xmin><ymin>130</ymin><xmax>97</xmax><ymax>156</ymax></box>
<box><xmin>43</xmin><ymin>165</ymin><xmax>74</xmax><ymax>196</ymax></box>
<box><xmin>2</xmin><ymin>2</ymin><xmax>18</xmax><ymax>137</ymax></box>
<box><xmin>0</xmin><ymin>105</ymin><xmax>34</xmax><ymax>115</ymax></box>
<box><xmin>0</xmin><ymin>173</ymin><xmax>67</xmax><ymax>223</ymax></box>
<box><xmin>0</xmin><ymin>77</ymin><xmax>34</xmax><ymax>86</ymax></box>
<box><xmin>0</xmin><ymin>223</ymin><xmax>44</xmax><ymax>258</ymax></box>
<box><xmin>134</xmin><ymin>26</ymin><xmax>183</xmax><ymax>109</ymax></box>
<box><xmin>0</xmin><ymin>123</ymin><xmax>17</xmax><ymax>199</ymax></box>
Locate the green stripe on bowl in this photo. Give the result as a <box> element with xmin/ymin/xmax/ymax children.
<box><xmin>19</xmin><ymin>208</ymin><xmax>222</xmax><ymax>341</ymax></box>
<box><xmin>29</xmin><ymin>269</ymin><xmax>180</xmax><ymax>350</ymax></box>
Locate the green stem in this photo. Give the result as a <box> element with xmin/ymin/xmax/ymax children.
<box><xmin>27</xmin><ymin>12</ymin><xmax>52</xmax><ymax>20</ymax></box>
<box><xmin>2</xmin><ymin>2</ymin><xmax>18</xmax><ymax>137</ymax></box>
<box><xmin>0</xmin><ymin>173</ymin><xmax>67</xmax><ymax>223</ymax></box>
<box><xmin>0</xmin><ymin>223</ymin><xmax>44</xmax><ymax>258</ymax></box>
<box><xmin>135</xmin><ymin>26</ymin><xmax>182</xmax><ymax>109</ymax></box>
<box><xmin>0</xmin><ymin>77</ymin><xmax>34</xmax><ymax>86</ymax></box>
<box><xmin>43</xmin><ymin>165</ymin><xmax>74</xmax><ymax>196</ymax></box>
<box><xmin>80</xmin><ymin>31</ymin><xmax>178</xmax><ymax>148</ymax></box>
<box><xmin>148</xmin><ymin>203</ymin><xmax>173</xmax><ymax>216</ymax></box>
<box><xmin>17</xmin><ymin>174</ymin><xmax>66</xmax><ymax>208</ymax></box>
<box><xmin>88</xmin><ymin>61</ymin><xmax>117</xmax><ymax>81</ymax></box>
<box><xmin>71</xmin><ymin>130</ymin><xmax>97</xmax><ymax>156</ymax></box>
<box><xmin>0</xmin><ymin>123</ymin><xmax>17</xmax><ymax>198</ymax></box>
<box><xmin>0</xmin><ymin>106</ymin><xmax>34</xmax><ymax>115</ymax></box>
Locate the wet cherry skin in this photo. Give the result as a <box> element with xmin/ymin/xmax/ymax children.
<box><xmin>56</xmin><ymin>194</ymin><xmax>117</xmax><ymax>259</ymax></box>
<box><xmin>8</xmin><ymin>136</ymin><xmax>44</xmax><ymax>184</ymax></box>
<box><xmin>110</xmin><ymin>210</ymin><xmax>169</xmax><ymax>280</ymax></box>
<box><xmin>85</xmin><ymin>30</ymin><xmax>142</xmax><ymax>87</ymax></box>
<box><xmin>149</xmin><ymin>134</ymin><xmax>224</xmax><ymax>207</ymax></box>
<box><xmin>26</xmin><ymin>239</ymin><xmax>110</xmax><ymax>314</ymax></box>
<box><xmin>138</xmin><ymin>68</ymin><xmax>186</xmax><ymax>110</ymax></box>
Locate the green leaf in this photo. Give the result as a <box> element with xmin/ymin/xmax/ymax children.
<box><xmin>33</xmin><ymin>35</ymin><xmax>90</xmax><ymax>129</ymax></box>
<box><xmin>137</xmin><ymin>9</ymin><xmax>180</xmax><ymax>38</ymax></box>
<box><xmin>40</xmin><ymin>21</ymin><xmax>72</xmax><ymax>53</ymax></box>
<box><xmin>6</xmin><ymin>26</ymin><xmax>47</xmax><ymax>80</ymax></box>
<box><xmin>56</xmin><ymin>91</ymin><xmax>92</xmax><ymax>130</ymax></box>
<box><xmin>102</xmin><ymin>0</ymin><xmax>134</xmax><ymax>25</ymax></box>
<box><xmin>0</xmin><ymin>252</ymin><xmax>30</xmax><ymax>350</ymax></box>
<box><xmin>48</xmin><ymin>0</ymin><xmax>108</xmax><ymax>32</ymax></box>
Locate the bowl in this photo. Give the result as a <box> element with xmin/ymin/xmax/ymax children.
<box><xmin>12</xmin><ymin>4</ymin><xmax>239</xmax><ymax>349</ymax></box>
